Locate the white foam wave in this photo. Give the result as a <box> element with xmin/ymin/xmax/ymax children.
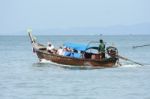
<box><xmin>119</xmin><ymin>64</ymin><xmax>141</xmax><ymax>68</ymax></box>
<box><xmin>40</xmin><ymin>59</ymin><xmax>52</xmax><ymax>63</ymax></box>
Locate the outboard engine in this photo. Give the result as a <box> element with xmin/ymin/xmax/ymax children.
<box><xmin>106</xmin><ymin>46</ymin><xmax>118</xmax><ymax>58</ymax></box>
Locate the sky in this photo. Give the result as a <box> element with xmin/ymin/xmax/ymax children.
<box><xmin>0</xmin><ymin>0</ymin><xmax>150</xmax><ymax>35</ymax></box>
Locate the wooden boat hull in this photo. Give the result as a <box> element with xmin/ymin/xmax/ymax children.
<box><xmin>35</xmin><ymin>49</ymin><xmax>118</xmax><ymax>68</ymax></box>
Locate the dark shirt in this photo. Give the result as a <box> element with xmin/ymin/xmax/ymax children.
<box><xmin>98</xmin><ymin>43</ymin><xmax>105</xmax><ymax>53</ymax></box>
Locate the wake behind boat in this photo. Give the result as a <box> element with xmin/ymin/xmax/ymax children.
<box><xmin>28</xmin><ymin>30</ymin><xmax>120</xmax><ymax>68</ymax></box>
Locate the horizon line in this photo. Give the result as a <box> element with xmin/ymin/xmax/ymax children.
<box><xmin>0</xmin><ymin>34</ymin><xmax>150</xmax><ymax>36</ymax></box>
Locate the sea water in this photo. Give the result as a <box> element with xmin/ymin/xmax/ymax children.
<box><xmin>0</xmin><ymin>35</ymin><xmax>150</xmax><ymax>99</ymax></box>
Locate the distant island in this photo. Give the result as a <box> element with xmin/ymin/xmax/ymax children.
<box><xmin>4</xmin><ymin>23</ymin><xmax>150</xmax><ymax>35</ymax></box>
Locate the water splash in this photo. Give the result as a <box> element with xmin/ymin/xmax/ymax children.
<box><xmin>40</xmin><ymin>59</ymin><xmax>52</xmax><ymax>63</ymax></box>
<box><xmin>118</xmin><ymin>62</ymin><xmax>141</xmax><ymax>68</ymax></box>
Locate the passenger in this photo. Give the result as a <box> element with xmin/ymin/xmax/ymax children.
<box><xmin>98</xmin><ymin>39</ymin><xmax>105</xmax><ymax>59</ymax></box>
<box><xmin>47</xmin><ymin>42</ymin><xmax>55</xmax><ymax>53</ymax></box>
<box><xmin>57</xmin><ymin>47</ymin><xmax>64</xmax><ymax>55</ymax></box>
<box><xmin>67</xmin><ymin>47</ymin><xmax>72</xmax><ymax>52</ymax></box>
<box><xmin>63</xmin><ymin>47</ymin><xmax>72</xmax><ymax>56</ymax></box>
<box><xmin>63</xmin><ymin>46</ymin><xmax>67</xmax><ymax>52</ymax></box>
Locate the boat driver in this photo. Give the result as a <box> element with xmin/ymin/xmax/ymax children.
<box><xmin>98</xmin><ymin>39</ymin><xmax>105</xmax><ymax>59</ymax></box>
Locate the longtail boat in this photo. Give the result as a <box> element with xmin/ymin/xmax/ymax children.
<box><xmin>28</xmin><ymin>30</ymin><xmax>120</xmax><ymax>68</ymax></box>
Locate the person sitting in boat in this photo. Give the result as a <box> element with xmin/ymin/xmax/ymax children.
<box><xmin>47</xmin><ymin>42</ymin><xmax>55</xmax><ymax>53</ymax></box>
<box><xmin>98</xmin><ymin>39</ymin><xmax>105</xmax><ymax>59</ymax></box>
<box><xmin>57</xmin><ymin>47</ymin><xmax>64</xmax><ymax>55</ymax></box>
<box><xmin>63</xmin><ymin>46</ymin><xmax>72</xmax><ymax>56</ymax></box>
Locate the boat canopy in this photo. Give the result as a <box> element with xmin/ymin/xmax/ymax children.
<box><xmin>63</xmin><ymin>42</ymin><xmax>89</xmax><ymax>51</ymax></box>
